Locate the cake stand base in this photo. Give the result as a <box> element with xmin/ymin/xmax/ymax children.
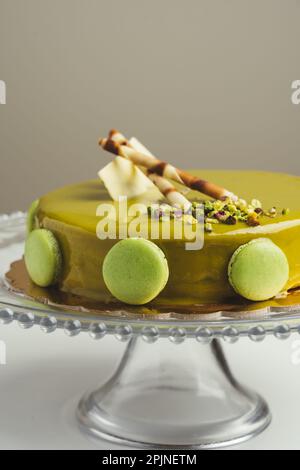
<box><xmin>77</xmin><ymin>337</ymin><xmax>271</xmax><ymax>449</ymax></box>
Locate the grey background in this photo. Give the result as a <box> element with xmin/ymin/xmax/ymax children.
<box><xmin>0</xmin><ymin>0</ymin><xmax>299</xmax><ymax>213</ymax></box>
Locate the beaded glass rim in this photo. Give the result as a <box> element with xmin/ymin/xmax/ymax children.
<box><xmin>1</xmin><ymin>211</ymin><xmax>300</xmax><ymax>343</ymax></box>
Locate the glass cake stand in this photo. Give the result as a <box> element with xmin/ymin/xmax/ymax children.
<box><xmin>1</xmin><ymin>212</ymin><xmax>300</xmax><ymax>449</ymax></box>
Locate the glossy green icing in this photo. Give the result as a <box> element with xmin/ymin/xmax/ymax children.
<box><xmin>35</xmin><ymin>170</ymin><xmax>300</xmax><ymax>305</ymax></box>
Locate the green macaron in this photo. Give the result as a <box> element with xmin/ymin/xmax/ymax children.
<box><xmin>102</xmin><ymin>238</ymin><xmax>169</xmax><ymax>305</ymax></box>
<box><xmin>228</xmin><ymin>238</ymin><xmax>289</xmax><ymax>301</ymax></box>
<box><xmin>24</xmin><ymin>229</ymin><xmax>63</xmax><ymax>287</ymax></box>
<box><xmin>26</xmin><ymin>199</ymin><xmax>40</xmax><ymax>233</ymax></box>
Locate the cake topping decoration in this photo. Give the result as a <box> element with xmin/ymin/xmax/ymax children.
<box><xmin>100</xmin><ymin>130</ymin><xmax>193</xmax><ymax>211</ymax></box>
<box><xmin>99</xmin><ymin>129</ymin><xmax>290</xmax><ymax>233</ymax></box>
<box><xmin>99</xmin><ymin>129</ymin><xmax>238</xmax><ymax>201</ymax></box>
<box><xmin>24</xmin><ymin>229</ymin><xmax>63</xmax><ymax>287</ymax></box>
<box><xmin>143</xmin><ymin>196</ymin><xmax>288</xmax><ymax>232</ymax></box>
<box><xmin>228</xmin><ymin>238</ymin><xmax>289</xmax><ymax>301</ymax></box>
<box><xmin>204</xmin><ymin>222</ymin><xmax>213</xmax><ymax>233</ymax></box>
<box><xmin>102</xmin><ymin>238</ymin><xmax>169</xmax><ymax>305</ymax></box>
<box><xmin>98</xmin><ymin>156</ymin><xmax>160</xmax><ymax>201</ymax></box>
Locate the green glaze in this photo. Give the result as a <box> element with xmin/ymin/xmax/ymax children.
<box><xmin>103</xmin><ymin>238</ymin><xmax>169</xmax><ymax>304</ymax></box>
<box><xmin>228</xmin><ymin>238</ymin><xmax>289</xmax><ymax>301</ymax></box>
<box><xmin>24</xmin><ymin>229</ymin><xmax>62</xmax><ymax>287</ymax></box>
<box><xmin>33</xmin><ymin>170</ymin><xmax>300</xmax><ymax>305</ymax></box>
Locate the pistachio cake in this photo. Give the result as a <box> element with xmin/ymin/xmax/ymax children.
<box><xmin>23</xmin><ymin>170</ymin><xmax>300</xmax><ymax>307</ymax></box>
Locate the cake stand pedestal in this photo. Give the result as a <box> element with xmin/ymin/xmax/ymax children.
<box><xmin>77</xmin><ymin>336</ymin><xmax>270</xmax><ymax>449</ymax></box>
<box><xmin>1</xmin><ymin>212</ymin><xmax>299</xmax><ymax>449</ymax></box>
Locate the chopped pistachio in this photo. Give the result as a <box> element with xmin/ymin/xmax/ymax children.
<box><xmin>227</xmin><ymin>204</ymin><xmax>237</xmax><ymax>213</ymax></box>
<box><xmin>266</xmin><ymin>207</ymin><xmax>277</xmax><ymax>218</ymax></box>
<box><xmin>282</xmin><ymin>208</ymin><xmax>290</xmax><ymax>216</ymax></box>
<box><xmin>251</xmin><ymin>199</ymin><xmax>262</xmax><ymax>209</ymax></box>
<box><xmin>236</xmin><ymin>198</ymin><xmax>247</xmax><ymax>210</ymax></box>
<box><xmin>206</xmin><ymin>217</ymin><xmax>219</xmax><ymax>224</ymax></box>
<box><xmin>147</xmin><ymin>194</ymin><xmax>283</xmax><ymax>229</ymax></box>
<box><xmin>224</xmin><ymin>215</ymin><xmax>237</xmax><ymax>225</ymax></box>
<box><xmin>214</xmin><ymin>200</ymin><xmax>224</xmax><ymax>211</ymax></box>
<box><xmin>247</xmin><ymin>214</ymin><xmax>260</xmax><ymax>226</ymax></box>
<box><xmin>254</xmin><ymin>207</ymin><xmax>263</xmax><ymax>215</ymax></box>
<box><xmin>204</xmin><ymin>201</ymin><xmax>214</xmax><ymax>214</ymax></box>
<box><xmin>205</xmin><ymin>222</ymin><xmax>213</xmax><ymax>233</ymax></box>
<box><xmin>214</xmin><ymin>210</ymin><xmax>227</xmax><ymax>222</ymax></box>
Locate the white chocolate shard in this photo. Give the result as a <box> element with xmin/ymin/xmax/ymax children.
<box><xmin>98</xmin><ymin>156</ymin><xmax>160</xmax><ymax>201</ymax></box>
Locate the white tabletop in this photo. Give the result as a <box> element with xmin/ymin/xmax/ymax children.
<box><xmin>0</xmin><ymin>321</ymin><xmax>299</xmax><ymax>450</ymax></box>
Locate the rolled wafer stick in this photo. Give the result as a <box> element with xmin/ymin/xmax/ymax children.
<box><xmin>100</xmin><ymin>137</ymin><xmax>183</xmax><ymax>184</ymax></box>
<box><xmin>101</xmin><ymin>131</ymin><xmax>191</xmax><ymax>209</ymax></box>
<box><xmin>128</xmin><ymin>137</ymin><xmax>153</xmax><ymax>157</ymax></box>
<box><xmin>148</xmin><ymin>173</ymin><xmax>192</xmax><ymax>209</ymax></box>
<box><xmin>99</xmin><ymin>132</ymin><xmax>237</xmax><ymax>200</ymax></box>
<box><xmin>128</xmin><ymin>137</ymin><xmax>192</xmax><ymax>210</ymax></box>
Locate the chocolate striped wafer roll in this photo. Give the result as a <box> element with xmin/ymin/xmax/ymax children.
<box><xmin>128</xmin><ymin>136</ymin><xmax>191</xmax><ymax>210</ymax></box>
<box><xmin>99</xmin><ymin>131</ymin><xmax>237</xmax><ymax>201</ymax></box>
<box><xmin>100</xmin><ymin>131</ymin><xmax>192</xmax><ymax>210</ymax></box>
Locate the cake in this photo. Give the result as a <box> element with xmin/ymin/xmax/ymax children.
<box><xmin>19</xmin><ymin>129</ymin><xmax>300</xmax><ymax>310</ymax></box>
